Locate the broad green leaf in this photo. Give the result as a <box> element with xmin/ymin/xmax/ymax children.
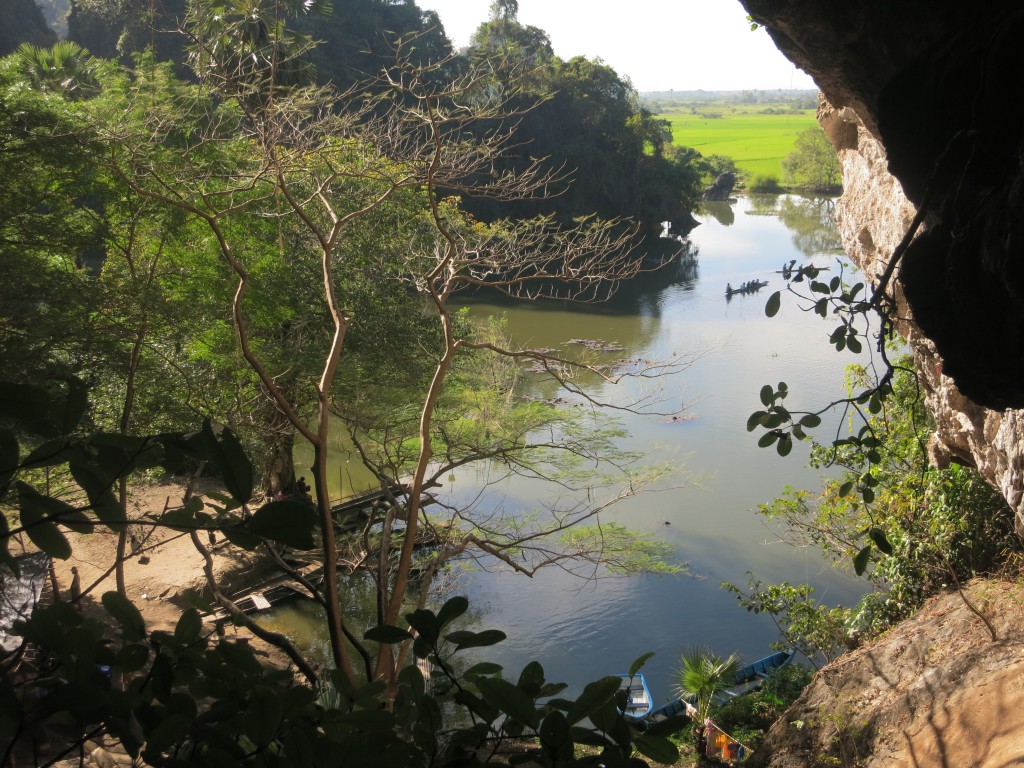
<box><xmin>17</xmin><ymin>481</ymin><xmax>88</xmax><ymax>529</ymax></box>
<box><xmin>0</xmin><ymin>429</ymin><xmax>19</xmax><ymax>490</ymax></box>
<box><xmin>477</xmin><ymin>677</ymin><xmax>539</xmax><ymax>728</ymax></box>
<box><xmin>635</xmin><ymin>733</ymin><xmax>679</xmax><ymax>764</ymax></box>
<box><xmin>764</xmin><ymin>290</ymin><xmax>781</xmax><ymax>318</ymax></box>
<box><xmin>53</xmin><ymin>378</ymin><xmax>88</xmax><ymax>435</ymax></box>
<box><xmin>102</xmin><ymin>591</ymin><xmax>146</xmax><ymax>641</ymax></box>
<box><xmin>862</xmin><ymin>486</ymin><xmax>876</xmax><ymax>504</ymax></box>
<box><xmin>829</xmin><ymin>275</ymin><xmax>841</xmax><ymax>292</ymax></box>
<box><xmin>365</xmin><ymin>625</ymin><xmax>414</xmax><ymax>644</ymax></box>
<box><xmin>746</xmin><ymin>411</ymin><xmax>767</xmax><ymax>432</ymax></box>
<box><xmin>67</xmin><ymin>459</ymin><xmax>124</xmax><ymax>528</ymax></box>
<box><xmin>18</xmin><ymin>483</ymin><xmax>73</xmax><ymax>559</ymax></box>
<box><xmin>406</xmin><ymin>608</ymin><xmax>439</xmax><ymax>643</ymax></box>
<box><xmin>868</xmin><ymin>527</ymin><xmax>893</xmax><ymax>555</ymax></box>
<box><xmin>517</xmin><ymin>660</ymin><xmax>545</xmax><ymax>694</ymax></box>
<box><xmin>446</xmin><ymin>629</ymin><xmax>506</xmax><ymax>650</ymax></box>
<box><xmin>436</xmin><ymin>595</ymin><xmax>469</xmax><ymax>629</ymax></box>
<box><xmin>848</xmin><ymin>335</ymin><xmax>863</xmax><ymax>354</ymax></box>
<box><xmin>838</xmin><ymin>481</ymin><xmax>854</xmax><ymax>498</ymax></box>
<box><xmin>757</xmin><ymin>432</ymin><xmax>779</xmax><ymax>448</ymax></box>
<box><xmin>0</xmin><ymin>381</ymin><xmax>57</xmax><ymax>436</ymax></box>
<box><xmin>644</xmin><ymin>713</ymin><xmax>689</xmax><ymax>737</ymax></box>
<box><xmin>777</xmin><ymin>435</ymin><xmax>794</xmax><ymax>457</ymax></box>
<box><xmin>245</xmin><ymin>686</ymin><xmax>284</xmax><ymax>746</ymax></box>
<box><xmin>628</xmin><ymin>651</ymin><xmax>655</xmax><ymax>677</ymax></box>
<box><xmin>246</xmin><ymin>500</ymin><xmax>317</xmax><ymax>549</ymax></box>
<box><xmin>759</xmin><ymin>384</ymin><xmax>773</xmax><ymax>406</ymax></box>
<box><xmin>799</xmin><ymin>413</ymin><xmax>822</xmax><ymax>428</ymax></box>
<box><xmin>117</xmin><ymin>643</ymin><xmax>151</xmax><ymax>672</ymax></box>
<box><xmin>174</xmin><ymin>609</ymin><xmax>202</xmax><ymax>645</ymax></box>
<box><xmin>565</xmin><ymin>676</ymin><xmax>620</xmax><ymax>725</ymax></box>
<box><xmin>853</xmin><ymin>545</ymin><xmax>871</xmax><ymax>576</ymax></box>
<box><xmin>538</xmin><ymin>710</ymin><xmax>570</xmax><ymax>753</ymax></box>
<box><xmin>23</xmin><ymin>519</ymin><xmax>71</xmax><ymax>560</ymax></box>
<box><xmin>201</xmin><ymin>420</ymin><xmax>253</xmax><ymax>504</ymax></box>
<box><xmin>335</xmin><ymin>709</ymin><xmax>397</xmax><ymax>731</ymax></box>
<box><xmin>464</xmin><ymin>662</ymin><xmax>503</xmax><ymax>678</ymax></box>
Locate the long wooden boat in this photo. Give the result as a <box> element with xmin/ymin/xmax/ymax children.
<box><xmin>640</xmin><ymin>650</ymin><xmax>794</xmax><ymax>727</ymax></box>
<box><xmin>724</xmin><ymin>279</ymin><xmax>768</xmax><ymax>297</ymax></box>
<box><xmin>616</xmin><ymin>673</ymin><xmax>654</xmax><ymax>720</ymax></box>
<box><xmin>730</xmin><ymin>650</ymin><xmax>793</xmax><ymax>686</ymax></box>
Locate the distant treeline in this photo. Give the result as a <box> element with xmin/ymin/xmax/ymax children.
<box><xmin>642</xmin><ymin>89</ymin><xmax>819</xmax><ymax>112</ymax></box>
<box><xmin>3</xmin><ymin>0</ymin><xmax>708</xmax><ymax>230</ymax></box>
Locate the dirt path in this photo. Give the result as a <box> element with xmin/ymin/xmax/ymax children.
<box><xmin>32</xmin><ymin>481</ymin><xmax>260</xmax><ymax>633</ymax></box>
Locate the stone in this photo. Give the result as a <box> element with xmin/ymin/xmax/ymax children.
<box><xmin>702</xmin><ymin>172</ymin><xmax>736</xmax><ymax>201</ymax></box>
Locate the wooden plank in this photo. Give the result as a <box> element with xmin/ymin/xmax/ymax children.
<box><xmin>250</xmin><ymin>592</ymin><xmax>271</xmax><ymax>611</ymax></box>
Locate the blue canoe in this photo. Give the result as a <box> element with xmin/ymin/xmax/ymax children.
<box><xmin>643</xmin><ymin>650</ymin><xmax>795</xmax><ymax>725</ymax></box>
<box><xmin>730</xmin><ymin>650</ymin><xmax>794</xmax><ymax>687</ymax></box>
<box><xmin>616</xmin><ymin>673</ymin><xmax>654</xmax><ymax>720</ymax></box>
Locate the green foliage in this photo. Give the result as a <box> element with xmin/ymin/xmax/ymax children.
<box><xmin>711</xmin><ymin>664</ymin><xmax>813</xmax><ymax>751</ymax></box>
<box><xmin>748</xmin><ymin>261</ymin><xmax>886</xmax><ymax>499</ymax></box>
<box><xmin>723</xmin><ymin>576</ymin><xmax>850</xmax><ymax>666</ymax></box>
<box><xmin>746</xmin><ymin>358</ymin><xmax>1019</xmax><ymax>642</ymax></box>
<box><xmin>748</xmin><ymin>174</ymin><xmax>783</xmax><ymax>193</ymax></box>
<box><xmin>464</xmin><ymin>27</ymin><xmax>703</xmax><ymax>226</ymax></box>
<box><xmin>1</xmin><ymin>381</ymin><xmax>684</xmax><ymax>764</ymax></box>
<box><xmin>675</xmin><ymin>646</ymin><xmax>740</xmax><ymax>724</ymax></box>
<box><xmin>782</xmin><ymin>126</ymin><xmax>842</xmax><ymax>193</ymax></box>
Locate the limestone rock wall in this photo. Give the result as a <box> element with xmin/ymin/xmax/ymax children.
<box><xmin>739</xmin><ymin>0</ymin><xmax>1024</xmax><ymax>530</ymax></box>
<box><xmin>824</xmin><ymin>102</ymin><xmax>1024</xmax><ymax>530</ymax></box>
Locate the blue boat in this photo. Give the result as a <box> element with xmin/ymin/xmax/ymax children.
<box><xmin>616</xmin><ymin>673</ymin><xmax>654</xmax><ymax>720</ymax></box>
<box><xmin>727</xmin><ymin>650</ymin><xmax>794</xmax><ymax>689</ymax></box>
<box><xmin>642</xmin><ymin>650</ymin><xmax>795</xmax><ymax>726</ymax></box>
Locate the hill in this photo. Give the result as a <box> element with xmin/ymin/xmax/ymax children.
<box><xmin>748</xmin><ymin>578</ymin><xmax>1024</xmax><ymax>767</ymax></box>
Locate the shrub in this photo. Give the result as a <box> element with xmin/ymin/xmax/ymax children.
<box><xmin>748</xmin><ymin>174</ymin><xmax>782</xmax><ymax>193</ymax></box>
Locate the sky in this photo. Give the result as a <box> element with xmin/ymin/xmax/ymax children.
<box><xmin>414</xmin><ymin>0</ymin><xmax>817</xmax><ymax>93</ymax></box>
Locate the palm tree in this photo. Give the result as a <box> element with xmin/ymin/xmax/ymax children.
<box><xmin>676</xmin><ymin>645</ymin><xmax>741</xmax><ymax>724</ymax></box>
<box><xmin>15</xmin><ymin>41</ymin><xmax>98</xmax><ymax>99</ymax></box>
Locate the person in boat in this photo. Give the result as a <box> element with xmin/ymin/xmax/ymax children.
<box><xmin>726</xmin><ymin>282</ymin><xmax>733</xmax><ymax>294</ymax></box>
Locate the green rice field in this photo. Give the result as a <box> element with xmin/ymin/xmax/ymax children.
<box><xmin>658</xmin><ymin>105</ymin><xmax>818</xmax><ymax>180</ymax></box>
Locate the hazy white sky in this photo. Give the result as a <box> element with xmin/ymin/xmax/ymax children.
<box><xmin>415</xmin><ymin>0</ymin><xmax>816</xmax><ymax>93</ymax></box>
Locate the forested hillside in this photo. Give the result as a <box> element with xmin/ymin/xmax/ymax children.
<box><xmin>0</xmin><ymin>0</ymin><xmax>55</xmax><ymax>56</ymax></box>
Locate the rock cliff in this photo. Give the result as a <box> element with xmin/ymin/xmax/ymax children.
<box><xmin>745</xmin><ymin>579</ymin><xmax>1024</xmax><ymax>768</ymax></box>
<box><xmin>738</xmin><ymin>0</ymin><xmax>1024</xmax><ymax>531</ymax></box>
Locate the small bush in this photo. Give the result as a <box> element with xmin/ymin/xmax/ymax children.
<box><xmin>748</xmin><ymin>174</ymin><xmax>782</xmax><ymax>193</ymax></box>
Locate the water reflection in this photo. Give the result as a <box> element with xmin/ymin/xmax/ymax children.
<box><xmin>700</xmin><ymin>200</ymin><xmax>735</xmax><ymax>227</ymax></box>
<box><xmin>777</xmin><ymin>196</ymin><xmax>843</xmax><ymax>257</ymax></box>
<box><xmin>742</xmin><ymin>194</ymin><xmax>843</xmax><ymax>258</ymax></box>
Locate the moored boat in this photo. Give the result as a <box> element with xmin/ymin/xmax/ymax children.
<box><xmin>616</xmin><ymin>673</ymin><xmax>654</xmax><ymax>720</ymax></box>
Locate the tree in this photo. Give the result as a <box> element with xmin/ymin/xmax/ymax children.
<box><xmin>63</xmin><ymin>0</ymin><xmax>697</xmax><ymax>696</ymax></box>
<box><xmin>489</xmin><ymin>0</ymin><xmax>519</xmax><ymax>21</ymax></box>
<box><xmin>676</xmin><ymin>646</ymin><xmax>740</xmax><ymax>725</ymax></box>
<box><xmin>0</xmin><ymin>381</ymin><xmax>681</xmax><ymax>766</ymax></box>
<box><xmin>0</xmin><ymin>1</ymin><xmax>699</xmax><ymax>760</ymax></box>
<box><xmin>781</xmin><ymin>125</ymin><xmax>841</xmax><ymax>192</ymax></box>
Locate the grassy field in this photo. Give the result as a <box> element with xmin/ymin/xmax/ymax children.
<box><xmin>657</xmin><ymin>104</ymin><xmax>818</xmax><ymax>180</ymax></box>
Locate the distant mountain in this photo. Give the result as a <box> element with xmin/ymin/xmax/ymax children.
<box><xmin>0</xmin><ymin>0</ymin><xmax>57</xmax><ymax>57</ymax></box>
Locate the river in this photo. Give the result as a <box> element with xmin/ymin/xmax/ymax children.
<box><xmin>269</xmin><ymin>194</ymin><xmax>867</xmax><ymax>706</ymax></box>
